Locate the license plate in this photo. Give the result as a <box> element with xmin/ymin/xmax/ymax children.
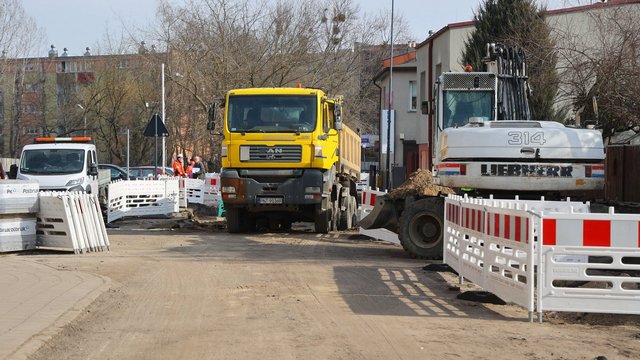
<box><xmin>258</xmin><ymin>197</ymin><xmax>283</xmax><ymax>204</ymax></box>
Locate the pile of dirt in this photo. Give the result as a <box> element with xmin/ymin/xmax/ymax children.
<box><xmin>387</xmin><ymin>169</ymin><xmax>455</xmax><ymax>200</ymax></box>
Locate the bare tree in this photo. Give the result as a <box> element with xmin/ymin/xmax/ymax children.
<box><xmin>554</xmin><ymin>4</ymin><xmax>640</xmax><ymax>138</ymax></box>
<box><xmin>137</xmin><ymin>0</ymin><xmax>410</xmax><ymax>169</ymax></box>
<box><xmin>0</xmin><ymin>0</ymin><xmax>44</xmax><ymax>156</ymax></box>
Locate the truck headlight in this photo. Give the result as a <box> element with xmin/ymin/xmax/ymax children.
<box><xmin>314</xmin><ymin>146</ymin><xmax>325</xmax><ymax>158</ymax></box>
<box><xmin>221</xmin><ymin>186</ymin><xmax>236</xmax><ymax>193</ymax></box>
<box><xmin>221</xmin><ymin>145</ymin><xmax>228</xmax><ymax>157</ymax></box>
<box><xmin>65</xmin><ymin>177</ymin><xmax>83</xmax><ymax>186</ymax></box>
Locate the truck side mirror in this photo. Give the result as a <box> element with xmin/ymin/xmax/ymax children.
<box><xmin>334</xmin><ymin>104</ymin><xmax>343</xmax><ymax>131</ymax></box>
<box><xmin>421</xmin><ymin>101</ymin><xmax>430</xmax><ymax>115</ymax></box>
<box><xmin>9</xmin><ymin>164</ymin><xmax>17</xmax><ymax>179</ymax></box>
<box><xmin>88</xmin><ymin>164</ymin><xmax>98</xmax><ymax>176</ymax></box>
<box><xmin>207</xmin><ymin>104</ymin><xmax>216</xmax><ymax>131</ymax></box>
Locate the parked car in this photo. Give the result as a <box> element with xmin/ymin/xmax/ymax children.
<box><xmin>98</xmin><ymin>164</ymin><xmax>133</xmax><ymax>181</ymax></box>
<box><xmin>128</xmin><ymin>166</ymin><xmax>174</xmax><ymax>179</ymax></box>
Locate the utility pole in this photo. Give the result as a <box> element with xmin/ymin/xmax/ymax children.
<box><xmin>385</xmin><ymin>0</ymin><xmax>395</xmax><ymax>190</ymax></box>
<box><xmin>161</xmin><ymin>63</ymin><xmax>166</xmax><ymax>174</ymax></box>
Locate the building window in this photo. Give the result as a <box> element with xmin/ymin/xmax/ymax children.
<box><xmin>23</xmin><ymin>104</ymin><xmax>38</xmax><ymax>113</ymax></box>
<box><xmin>23</xmin><ymin>63</ymin><xmax>36</xmax><ymax>72</ymax></box>
<box><xmin>57</xmin><ymin>61</ymin><xmax>78</xmax><ymax>73</ymax></box>
<box><xmin>409</xmin><ymin>81</ymin><xmax>417</xmax><ymax>112</ymax></box>
<box><xmin>24</xmin><ymin>83</ymin><xmax>38</xmax><ymax>92</ymax></box>
<box><xmin>117</xmin><ymin>60</ymin><xmax>129</xmax><ymax>69</ymax></box>
<box><xmin>22</xmin><ymin>127</ymin><xmax>43</xmax><ymax>135</ymax></box>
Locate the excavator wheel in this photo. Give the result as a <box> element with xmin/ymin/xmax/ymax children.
<box><xmin>398</xmin><ymin>197</ymin><xmax>444</xmax><ymax>259</ymax></box>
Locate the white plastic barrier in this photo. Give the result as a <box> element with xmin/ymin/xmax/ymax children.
<box><xmin>107</xmin><ymin>178</ymin><xmax>179</xmax><ymax>223</ymax></box>
<box><xmin>0</xmin><ymin>180</ymin><xmax>39</xmax><ymax>252</ymax></box>
<box><xmin>538</xmin><ymin>209</ymin><xmax>640</xmax><ymax>316</ymax></box>
<box><xmin>444</xmin><ymin>194</ymin><xmax>640</xmax><ymax>321</ymax></box>
<box><xmin>184</xmin><ymin>178</ymin><xmax>205</xmax><ymax>204</ymax></box>
<box><xmin>0</xmin><ymin>180</ymin><xmax>39</xmax><ymax>214</ymax></box>
<box><xmin>178</xmin><ymin>179</ymin><xmax>188</xmax><ymax>208</ymax></box>
<box><xmin>358</xmin><ymin>186</ymin><xmax>400</xmax><ymax>245</ymax></box>
<box><xmin>444</xmin><ymin>195</ymin><xmax>536</xmax><ymax>319</ymax></box>
<box><xmin>0</xmin><ymin>217</ymin><xmax>37</xmax><ymax>252</ymax></box>
<box><xmin>178</xmin><ymin>173</ymin><xmax>221</xmax><ymax>209</ymax></box>
<box><xmin>37</xmin><ymin>192</ymin><xmax>110</xmax><ymax>254</ymax></box>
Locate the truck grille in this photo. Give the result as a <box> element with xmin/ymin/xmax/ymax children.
<box><xmin>241</xmin><ymin>145</ymin><xmax>302</xmax><ymax>162</ymax></box>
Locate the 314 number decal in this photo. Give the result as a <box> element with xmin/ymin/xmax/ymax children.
<box><xmin>507</xmin><ymin>131</ymin><xmax>547</xmax><ymax>145</ymax></box>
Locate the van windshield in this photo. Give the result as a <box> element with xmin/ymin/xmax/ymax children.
<box><xmin>227</xmin><ymin>95</ymin><xmax>317</xmax><ymax>133</ymax></box>
<box><xmin>20</xmin><ymin>149</ymin><xmax>85</xmax><ymax>175</ymax></box>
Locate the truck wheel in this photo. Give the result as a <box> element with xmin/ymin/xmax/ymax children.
<box><xmin>338</xmin><ymin>195</ymin><xmax>356</xmax><ymax>230</ymax></box>
<box><xmin>314</xmin><ymin>206</ymin><xmax>330</xmax><ymax>234</ymax></box>
<box><xmin>398</xmin><ymin>197</ymin><xmax>444</xmax><ymax>259</ymax></box>
<box><xmin>332</xmin><ymin>201</ymin><xmax>340</xmax><ymax>231</ymax></box>
<box><xmin>226</xmin><ymin>208</ymin><xmax>243</xmax><ymax>233</ymax></box>
<box><xmin>350</xmin><ymin>196</ymin><xmax>359</xmax><ymax>228</ymax></box>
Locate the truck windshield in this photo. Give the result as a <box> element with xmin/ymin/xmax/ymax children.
<box><xmin>20</xmin><ymin>149</ymin><xmax>85</xmax><ymax>175</ymax></box>
<box><xmin>227</xmin><ymin>95</ymin><xmax>317</xmax><ymax>133</ymax></box>
<box><xmin>443</xmin><ymin>90</ymin><xmax>492</xmax><ymax>128</ymax></box>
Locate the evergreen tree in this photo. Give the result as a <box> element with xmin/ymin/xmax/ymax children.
<box><xmin>462</xmin><ymin>0</ymin><xmax>561</xmax><ymax>121</ymax></box>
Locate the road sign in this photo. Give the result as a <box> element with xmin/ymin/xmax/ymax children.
<box><xmin>143</xmin><ymin>113</ymin><xmax>169</xmax><ymax>137</ymax></box>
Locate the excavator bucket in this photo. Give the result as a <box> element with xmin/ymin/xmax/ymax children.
<box><xmin>359</xmin><ymin>195</ymin><xmax>399</xmax><ymax>233</ymax></box>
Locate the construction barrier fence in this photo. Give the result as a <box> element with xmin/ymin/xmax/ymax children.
<box><xmin>37</xmin><ymin>192</ymin><xmax>110</xmax><ymax>254</ymax></box>
<box><xmin>107</xmin><ymin>178</ymin><xmax>180</xmax><ymax>223</ymax></box>
<box><xmin>444</xmin><ymin>194</ymin><xmax>640</xmax><ymax>321</ymax></box>
<box><xmin>0</xmin><ymin>180</ymin><xmax>39</xmax><ymax>252</ymax></box>
<box><xmin>539</xmin><ymin>209</ymin><xmax>640</xmax><ymax>315</ymax></box>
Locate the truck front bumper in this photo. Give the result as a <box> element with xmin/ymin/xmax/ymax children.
<box><xmin>220</xmin><ymin>168</ymin><xmax>324</xmax><ymax>210</ymax></box>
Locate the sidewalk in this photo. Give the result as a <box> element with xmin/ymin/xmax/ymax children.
<box><xmin>0</xmin><ymin>256</ymin><xmax>108</xmax><ymax>360</ymax></box>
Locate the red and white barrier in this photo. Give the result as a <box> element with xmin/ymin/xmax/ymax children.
<box><xmin>358</xmin><ymin>186</ymin><xmax>399</xmax><ymax>245</ymax></box>
<box><xmin>444</xmin><ymin>194</ymin><xmax>640</xmax><ymax>321</ymax></box>
<box><xmin>177</xmin><ymin>173</ymin><xmax>221</xmax><ymax>209</ymax></box>
<box><xmin>538</xmin><ymin>209</ymin><xmax>640</xmax><ymax>316</ymax></box>
<box><xmin>203</xmin><ymin>173</ymin><xmax>221</xmax><ymax>208</ymax></box>
<box><xmin>37</xmin><ymin>192</ymin><xmax>109</xmax><ymax>254</ymax></box>
<box><xmin>445</xmin><ymin>196</ymin><xmax>536</xmax><ymax>319</ymax></box>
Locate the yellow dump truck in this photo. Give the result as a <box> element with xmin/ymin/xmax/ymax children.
<box><xmin>209</xmin><ymin>87</ymin><xmax>361</xmax><ymax>233</ymax></box>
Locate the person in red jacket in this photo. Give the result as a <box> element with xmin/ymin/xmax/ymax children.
<box><xmin>172</xmin><ymin>154</ymin><xmax>186</xmax><ymax>177</ymax></box>
<box><xmin>185</xmin><ymin>158</ymin><xmax>195</xmax><ymax>178</ymax></box>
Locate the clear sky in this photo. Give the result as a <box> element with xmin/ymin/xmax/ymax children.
<box><xmin>22</xmin><ymin>0</ymin><xmax>582</xmax><ymax>57</ymax></box>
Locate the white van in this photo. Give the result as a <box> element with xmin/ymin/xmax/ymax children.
<box><xmin>17</xmin><ymin>137</ymin><xmax>110</xmax><ymax>197</ymax></box>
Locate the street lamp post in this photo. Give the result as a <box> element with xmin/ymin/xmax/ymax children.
<box><xmin>161</xmin><ymin>63</ymin><xmax>166</xmax><ymax>174</ymax></box>
<box><xmin>386</xmin><ymin>0</ymin><xmax>395</xmax><ymax>190</ymax></box>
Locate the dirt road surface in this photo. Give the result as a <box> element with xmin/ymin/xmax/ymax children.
<box><xmin>17</xmin><ymin>220</ymin><xmax>640</xmax><ymax>360</ymax></box>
